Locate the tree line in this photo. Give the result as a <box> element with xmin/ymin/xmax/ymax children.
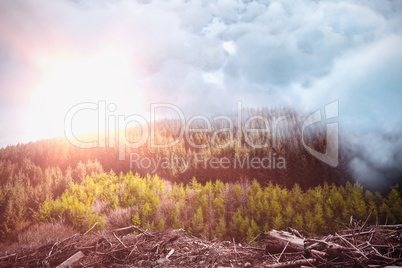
<box><xmin>0</xmin><ymin>106</ymin><xmax>351</xmax><ymax>189</ymax></box>
<box><xmin>37</xmin><ymin>171</ymin><xmax>402</xmax><ymax>242</ymax></box>
<box><xmin>1</xmin><ymin>158</ymin><xmax>400</xmax><ymax>241</ymax></box>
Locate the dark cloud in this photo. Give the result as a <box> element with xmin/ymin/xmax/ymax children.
<box><xmin>348</xmin><ymin>133</ymin><xmax>402</xmax><ymax>191</ymax></box>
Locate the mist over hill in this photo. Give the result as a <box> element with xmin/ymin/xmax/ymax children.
<box><xmin>1</xmin><ymin>105</ymin><xmax>401</xmax><ymax>192</ymax></box>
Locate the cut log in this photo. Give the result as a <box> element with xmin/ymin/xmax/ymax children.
<box><xmin>56</xmin><ymin>251</ymin><xmax>85</xmax><ymax>268</ymax></box>
<box><xmin>265</xmin><ymin>230</ymin><xmax>304</xmax><ymax>254</ymax></box>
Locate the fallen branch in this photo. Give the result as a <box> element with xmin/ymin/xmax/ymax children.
<box><xmin>113</xmin><ymin>225</ymin><xmax>155</xmax><ymax>237</ymax></box>
<box><xmin>166</xmin><ymin>248</ymin><xmax>174</xmax><ymax>259</ymax></box>
<box><xmin>233</xmin><ymin>238</ymin><xmax>238</xmax><ymax>260</ymax></box>
<box><xmin>335</xmin><ymin>233</ymin><xmax>368</xmax><ymax>260</ymax></box>
<box><xmin>355</xmin><ymin>209</ymin><xmax>373</xmax><ymax>242</ymax></box>
<box><xmin>48</xmin><ymin>241</ymin><xmax>58</xmax><ymax>257</ymax></box>
<box><xmin>277</xmin><ymin>241</ymin><xmax>289</xmax><ymax>262</ymax></box>
<box><xmin>341</xmin><ymin>230</ymin><xmax>375</xmax><ymax>238</ymax></box>
<box><xmin>373</xmin><ymin>224</ymin><xmax>402</xmax><ymax>228</ymax></box>
<box><xmin>0</xmin><ymin>254</ymin><xmax>16</xmax><ymax>261</ymax></box>
<box><xmin>265</xmin><ymin>258</ymin><xmax>317</xmax><ymax>268</ymax></box>
<box><xmin>247</xmin><ymin>232</ymin><xmax>262</xmax><ymax>245</ymax></box>
<box><xmin>56</xmin><ymin>251</ymin><xmax>85</xmax><ymax>268</ymax></box>
<box><xmin>310</xmin><ymin>249</ymin><xmax>327</xmax><ymax>259</ymax></box>
<box><xmin>84</xmin><ymin>222</ymin><xmax>98</xmax><ymax>235</ymax></box>
<box><xmin>112</xmin><ymin>232</ymin><xmax>127</xmax><ymax>249</ymax></box>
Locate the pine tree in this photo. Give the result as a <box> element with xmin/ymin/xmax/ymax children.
<box><xmin>304</xmin><ymin>210</ymin><xmax>316</xmax><ymax>235</ymax></box>
<box><xmin>313</xmin><ymin>204</ymin><xmax>326</xmax><ymax>234</ymax></box>
<box><xmin>246</xmin><ymin>219</ymin><xmax>260</xmax><ymax>242</ymax></box>
<box><xmin>190</xmin><ymin>207</ymin><xmax>204</xmax><ymax>236</ymax></box>
<box><xmin>386</xmin><ymin>186</ymin><xmax>402</xmax><ymax>224</ymax></box>
<box><xmin>215</xmin><ymin>216</ymin><xmax>227</xmax><ymax>240</ymax></box>
<box><xmin>132</xmin><ymin>213</ymin><xmax>141</xmax><ymax>227</ymax></box>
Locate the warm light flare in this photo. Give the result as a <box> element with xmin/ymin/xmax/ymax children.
<box><xmin>29</xmin><ymin>48</ymin><xmax>144</xmax><ymax>138</ymax></box>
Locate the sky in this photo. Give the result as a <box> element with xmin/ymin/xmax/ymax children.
<box><xmin>0</xmin><ymin>0</ymin><xmax>402</xmax><ymax>188</ymax></box>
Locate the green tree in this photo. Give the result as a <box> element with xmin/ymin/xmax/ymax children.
<box><xmin>215</xmin><ymin>216</ymin><xmax>227</xmax><ymax>240</ymax></box>
<box><xmin>190</xmin><ymin>207</ymin><xmax>205</xmax><ymax>236</ymax></box>
<box><xmin>247</xmin><ymin>219</ymin><xmax>260</xmax><ymax>242</ymax></box>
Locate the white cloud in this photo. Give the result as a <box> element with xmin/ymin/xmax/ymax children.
<box><xmin>223</xmin><ymin>41</ymin><xmax>236</xmax><ymax>55</ymax></box>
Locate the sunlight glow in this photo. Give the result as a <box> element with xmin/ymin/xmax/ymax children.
<box><xmin>29</xmin><ymin>48</ymin><xmax>144</xmax><ymax>138</ymax></box>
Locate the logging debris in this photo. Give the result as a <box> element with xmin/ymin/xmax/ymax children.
<box><xmin>0</xmin><ymin>224</ymin><xmax>400</xmax><ymax>267</ymax></box>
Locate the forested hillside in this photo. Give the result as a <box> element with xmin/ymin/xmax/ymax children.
<box><xmin>0</xmin><ymin>107</ymin><xmax>401</xmax><ymax>242</ymax></box>
<box><xmin>0</xmin><ymin>107</ymin><xmax>350</xmax><ymax>188</ymax></box>
<box><xmin>37</xmin><ymin>171</ymin><xmax>402</xmax><ymax>242</ymax></box>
